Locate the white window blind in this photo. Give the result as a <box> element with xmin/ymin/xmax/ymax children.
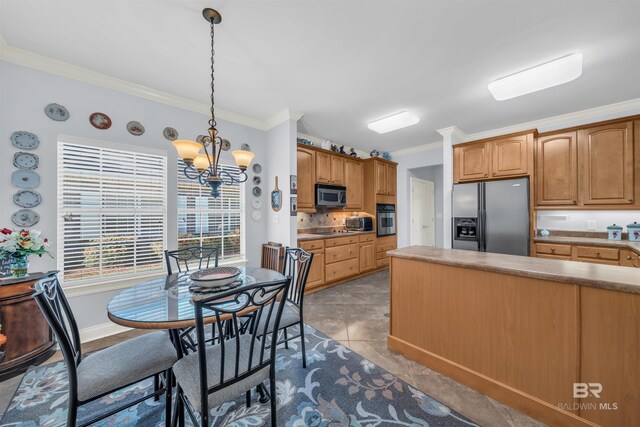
<box><xmin>57</xmin><ymin>139</ymin><xmax>167</xmax><ymax>284</ymax></box>
<box><xmin>177</xmin><ymin>159</ymin><xmax>245</xmax><ymax>262</ymax></box>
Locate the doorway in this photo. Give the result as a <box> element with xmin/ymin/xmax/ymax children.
<box><xmin>410</xmin><ymin>177</ymin><xmax>435</xmax><ymax>246</ymax></box>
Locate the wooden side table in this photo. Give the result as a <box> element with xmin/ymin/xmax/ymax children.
<box><xmin>0</xmin><ymin>271</ymin><xmax>57</xmax><ymax>381</ymax></box>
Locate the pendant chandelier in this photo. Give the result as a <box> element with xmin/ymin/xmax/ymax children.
<box><xmin>172</xmin><ymin>8</ymin><xmax>255</xmax><ymax>198</ymax></box>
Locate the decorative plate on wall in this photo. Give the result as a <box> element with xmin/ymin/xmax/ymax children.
<box><xmin>12</xmin><ymin>170</ymin><xmax>40</xmax><ymax>188</ymax></box>
<box><xmin>11</xmin><ymin>209</ymin><xmax>40</xmax><ymax>227</ymax></box>
<box><xmin>252</xmin><ymin>187</ymin><xmax>262</xmax><ymax>197</ymax></box>
<box><xmin>163</xmin><ymin>127</ymin><xmax>178</xmax><ymax>141</ymax></box>
<box><xmin>196</xmin><ymin>135</ymin><xmax>208</xmax><ymax>143</ymax></box>
<box><xmin>252</xmin><ymin>199</ymin><xmax>263</xmax><ymax>209</ymax></box>
<box><xmin>44</xmin><ymin>103</ymin><xmax>70</xmax><ymax>121</ymax></box>
<box><xmin>13</xmin><ymin>190</ymin><xmax>42</xmax><ymax>208</ymax></box>
<box><xmin>252</xmin><ymin>163</ymin><xmax>262</xmax><ymax>174</ymax></box>
<box><xmin>251</xmin><ymin>210</ymin><xmax>262</xmax><ymax>221</ymax></box>
<box><xmin>253</xmin><ymin>176</ymin><xmax>261</xmax><ymax>185</ymax></box>
<box><xmin>241</xmin><ymin>143</ymin><xmax>251</xmax><ymax>151</ymax></box>
<box><xmin>221</xmin><ymin>139</ymin><xmax>231</xmax><ymax>151</ymax></box>
<box><xmin>13</xmin><ymin>152</ymin><xmax>39</xmax><ymax>169</ymax></box>
<box><xmin>89</xmin><ymin>112</ymin><xmax>112</xmax><ymax>129</ymax></box>
<box><xmin>126</xmin><ymin>121</ymin><xmax>145</xmax><ymax>136</ymax></box>
<box><xmin>11</xmin><ymin>131</ymin><xmax>40</xmax><ymax>150</ymax></box>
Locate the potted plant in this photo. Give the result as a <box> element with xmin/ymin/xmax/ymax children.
<box><xmin>0</xmin><ymin>228</ymin><xmax>52</xmax><ymax>278</ymax></box>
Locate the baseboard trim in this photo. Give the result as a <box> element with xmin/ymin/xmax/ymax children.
<box><xmin>387</xmin><ymin>335</ymin><xmax>599</xmax><ymax>427</ymax></box>
<box><xmin>79</xmin><ymin>322</ymin><xmax>132</xmax><ymax>344</ymax></box>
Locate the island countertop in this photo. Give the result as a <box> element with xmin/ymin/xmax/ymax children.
<box><xmin>388</xmin><ymin>246</ymin><xmax>640</xmax><ymax>294</ymax></box>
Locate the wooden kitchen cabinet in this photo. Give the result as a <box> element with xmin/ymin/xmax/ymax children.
<box><xmin>387</xmin><ymin>164</ymin><xmax>397</xmax><ymax>196</ymax></box>
<box><xmin>306</xmin><ymin>249</ymin><xmax>325</xmax><ymax>289</ymax></box>
<box><xmin>297</xmin><ymin>147</ymin><xmax>316</xmax><ymax>210</ymax></box>
<box><xmin>359</xmin><ymin>241</ymin><xmax>375</xmax><ymax>272</ymax></box>
<box><xmin>374</xmin><ymin>160</ymin><xmax>397</xmax><ymax>196</ymax></box>
<box><xmin>344</xmin><ymin>159</ymin><xmax>363</xmax><ymax>209</ymax></box>
<box><xmin>330</xmin><ymin>156</ymin><xmax>345</xmax><ymax>185</ymax></box>
<box><xmin>315</xmin><ymin>151</ymin><xmax>332</xmax><ymax>183</ymax></box>
<box><xmin>535</xmin><ymin>132</ymin><xmax>578</xmax><ymax>206</ymax></box>
<box><xmin>456</xmin><ymin>142</ymin><xmax>490</xmax><ymax>182</ymax></box>
<box><xmin>491</xmin><ymin>135</ymin><xmax>529</xmax><ymax>178</ymax></box>
<box><xmin>578</xmin><ymin>121</ymin><xmax>634</xmax><ymax>206</ymax></box>
<box><xmin>620</xmin><ymin>249</ymin><xmax>640</xmax><ymax>268</ymax></box>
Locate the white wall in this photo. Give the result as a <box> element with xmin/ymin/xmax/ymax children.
<box><xmin>0</xmin><ymin>61</ymin><xmax>271</xmax><ymax>332</ymax></box>
<box><xmin>409</xmin><ymin>165</ymin><xmax>444</xmax><ymax>247</ymax></box>
<box><xmin>393</xmin><ymin>147</ymin><xmax>444</xmax><ymax>249</ymax></box>
<box><xmin>537</xmin><ymin>210</ymin><xmax>640</xmax><ymax>232</ymax></box>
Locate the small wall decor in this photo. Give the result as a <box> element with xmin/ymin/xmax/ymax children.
<box><xmin>251</xmin><ymin>210</ymin><xmax>262</xmax><ymax>221</ymax></box>
<box><xmin>241</xmin><ymin>143</ymin><xmax>251</xmax><ymax>151</ymax></box>
<box><xmin>13</xmin><ymin>152</ymin><xmax>39</xmax><ymax>169</ymax></box>
<box><xmin>221</xmin><ymin>139</ymin><xmax>231</xmax><ymax>151</ymax></box>
<box><xmin>196</xmin><ymin>135</ymin><xmax>208</xmax><ymax>143</ymax></box>
<box><xmin>11</xmin><ymin>170</ymin><xmax>40</xmax><ymax>189</ymax></box>
<box><xmin>252</xmin><ymin>187</ymin><xmax>262</xmax><ymax>197</ymax></box>
<box><xmin>252</xmin><ymin>199</ymin><xmax>263</xmax><ymax>209</ymax></box>
<box><xmin>253</xmin><ymin>176</ymin><xmax>261</xmax><ymax>185</ymax></box>
<box><xmin>89</xmin><ymin>112</ymin><xmax>112</xmax><ymax>129</ymax></box>
<box><xmin>290</xmin><ymin>175</ymin><xmax>297</xmax><ymax>194</ymax></box>
<box><xmin>163</xmin><ymin>127</ymin><xmax>178</xmax><ymax>141</ymax></box>
<box><xmin>271</xmin><ymin>177</ymin><xmax>282</xmax><ymax>212</ymax></box>
<box><xmin>11</xmin><ymin>209</ymin><xmax>40</xmax><ymax>227</ymax></box>
<box><xmin>11</xmin><ymin>131</ymin><xmax>40</xmax><ymax>150</ymax></box>
<box><xmin>44</xmin><ymin>103</ymin><xmax>69</xmax><ymax>121</ymax></box>
<box><xmin>252</xmin><ymin>163</ymin><xmax>262</xmax><ymax>174</ymax></box>
<box><xmin>126</xmin><ymin>121</ymin><xmax>145</xmax><ymax>136</ymax></box>
<box><xmin>290</xmin><ymin>196</ymin><xmax>297</xmax><ymax>216</ymax></box>
<box><xmin>13</xmin><ymin>190</ymin><xmax>42</xmax><ymax>208</ymax></box>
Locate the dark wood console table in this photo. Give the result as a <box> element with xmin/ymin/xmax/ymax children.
<box><xmin>0</xmin><ymin>271</ymin><xmax>57</xmax><ymax>381</ymax></box>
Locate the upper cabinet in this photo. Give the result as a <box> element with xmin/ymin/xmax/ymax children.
<box><xmin>535</xmin><ymin>120</ymin><xmax>639</xmax><ymax>209</ymax></box>
<box><xmin>330</xmin><ymin>156</ymin><xmax>345</xmax><ymax>186</ymax></box>
<box><xmin>297</xmin><ymin>147</ymin><xmax>316</xmax><ymax>211</ymax></box>
<box><xmin>344</xmin><ymin>159</ymin><xmax>363</xmax><ymax>209</ymax></box>
<box><xmin>536</xmin><ymin>132</ymin><xmax>578</xmax><ymax>206</ymax></box>
<box><xmin>578</xmin><ymin>122</ymin><xmax>634</xmax><ymax>206</ymax></box>
<box><xmin>454</xmin><ymin>132</ymin><xmax>533</xmax><ymax>183</ymax></box>
<box><xmin>374</xmin><ymin>161</ymin><xmax>397</xmax><ymax>195</ymax></box>
<box><xmin>316</xmin><ymin>151</ymin><xmax>344</xmax><ymax>185</ymax></box>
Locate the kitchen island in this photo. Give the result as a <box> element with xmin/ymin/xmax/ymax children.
<box><xmin>387</xmin><ymin>246</ymin><xmax>640</xmax><ymax>427</ymax></box>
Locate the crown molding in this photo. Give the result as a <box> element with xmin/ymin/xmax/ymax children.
<box><xmin>390</xmin><ymin>141</ymin><xmax>443</xmax><ymax>158</ymax></box>
<box><xmin>0</xmin><ymin>36</ymin><xmax>298</xmax><ymax>132</ymax></box>
<box><xmin>437</xmin><ymin>126</ymin><xmax>467</xmax><ymax>142</ymax></box>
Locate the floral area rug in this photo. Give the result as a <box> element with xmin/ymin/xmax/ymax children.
<box><xmin>0</xmin><ymin>324</ymin><xmax>478</xmax><ymax>426</ymax></box>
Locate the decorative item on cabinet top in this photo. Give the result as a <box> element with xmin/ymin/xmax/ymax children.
<box><xmin>13</xmin><ymin>152</ymin><xmax>39</xmax><ymax>170</ymax></box>
<box><xmin>11</xmin><ymin>131</ymin><xmax>40</xmax><ymax>150</ymax></box>
<box><xmin>126</xmin><ymin>121</ymin><xmax>145</xmax><ymax>136</ymax></box>
<box><xmin>89</xmin><ymin>112</ymin><xmax>112</xmax><ymax>130</ymax></box>
<box><xmin>11</xmin><ymin>170</ymin><xmax>40</xmax><ymax>189</ymax></box>
<box><xmin>44</xmin><ymin>103</ymin><xmax>69</xmax><ymax>121</ymax></box>
<box><xmin>370</xmin><ymin>149</ymin><xmax>380</xmax><ymax>158</ymax></box>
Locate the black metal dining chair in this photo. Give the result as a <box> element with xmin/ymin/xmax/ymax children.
<box><xmin>164</xmin><ymin>246</ymin><xmax>219</xmax><ymax>275</ymax></box>
<box><xmin>173</xmin><ymin>278</ymin><xmax>291</xmax><ymax>427</ymax></box>
<box><xmin>32</xmin><ymin>274</ymin><xmax>178</xmax><ymax>427</ymax></box>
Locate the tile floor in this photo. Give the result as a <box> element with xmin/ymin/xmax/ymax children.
<box><xmin>0</xmin><ymin>270</ymin><xmax>546</xmax><ymax>426</ymax></box>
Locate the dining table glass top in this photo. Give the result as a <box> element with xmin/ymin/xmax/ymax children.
<box><xmin>106</xmin><ymin>266</ymin><xmax>285</xmax><ymax>329</ymax></box>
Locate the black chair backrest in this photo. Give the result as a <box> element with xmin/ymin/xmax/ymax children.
<box><xmin>281</xmin><ymin>247</ymin><xmax>313</xmax><ymax>308</ymax></box>
<box><xmin>32</xmin><ymin>275</ymin><xmax>82</xmax><ymax>392</ymax></box>
<box><xmin>164</xmin><ymin>246</ymin><xmax>219</xmax><ymax>275</ymax></box>
<box><xmin>192</xmin><ymin>278</ymin><xmax>290</xmax><ymax>412</ymax></box>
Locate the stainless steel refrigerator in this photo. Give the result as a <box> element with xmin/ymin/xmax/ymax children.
<box><xmin>452</xmin><ymin>177</ymin><xmax>529</xmax><ymax>256</ymax></box>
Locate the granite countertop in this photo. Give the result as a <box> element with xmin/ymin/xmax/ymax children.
<box><xmin>534</xmin><ymin>235</ymin><xmax>640</xmax><ymax>254</ymax></box>
<box><xmin>297</xmin><ymin>230</ymin><xmax>375</xmax><ymax>241</ymax></box>
<box><xmin>388</xmin><ymin>246</ymin><xmax>640</xmax><ymax>295</ymax></box>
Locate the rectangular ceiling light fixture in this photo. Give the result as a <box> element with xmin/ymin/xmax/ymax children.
<box><xmin>488</xmin><ymin>53</ymin><xmax>583</xmax><ymax>101</ymax></box>
<box><xmin>367</xmin><ymin>111</ymin><xmax>420</xmax><ymax>134</ymax></box>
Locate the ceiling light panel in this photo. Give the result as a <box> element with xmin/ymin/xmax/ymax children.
<box><xmin>488</xmin><ymin>53</ymin><xmax>583</xmax><ymax>101</ymax></box>
<box><xmin>368</xmin><ymin>111</ymin><xmax>420</xmax><ymax>134</ymax></box>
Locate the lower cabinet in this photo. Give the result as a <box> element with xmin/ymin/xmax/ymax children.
<box><xmin>359</xmin><ymin>241</ymin><xmax>375</xmax><ymax>272</ymax></box>
<box><xmin>326</xmin><ymin>258</ymin><xmax>359</xmax><ymax>282</ymax></box>
<box><xmin>306</xmin><ymin>249</ymin><xmax>325</xmax><ymax>289</ymax></box>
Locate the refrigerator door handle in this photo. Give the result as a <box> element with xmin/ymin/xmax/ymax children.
<box><xmin>477</xmin><ymin>183</ymin><xmax>482</xmax><ymax>251</ymax></box>
<box><xmin>480</xmin><ymin>183</ymin><xmax>487</xmax><ymax>252</ymax></box>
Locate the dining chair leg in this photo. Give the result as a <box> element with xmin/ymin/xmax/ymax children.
<box><xmin>283</xmin><ymin>327</ymin><xmax>289</xmax><ymax>349</ymax></box>
<box><xmin>154</xmin><ymin>373</ymin><xmax>160</xmax><ymax>401</ymax></box>
<box><xmin>165</xmin><ymin>368</ymin><xmax>172</xmax><ymax>427</ymax></box>
<box><xmin>269</xmin><ymin>371</ymin><xmax>277</xmax><ymax>426</ymax></box>
<box><xmin>246</xmin><ymin>390</ymin><xmax>251</xmax><ymax>407</ymax></box>
<box><xmin>299</xmin><ymin>320</ymin><xmax>307</xmax><ymax>369</ymax></box>
<box><xmin>66</xmin><ymin>399</ymin><xmax>77</xmax><ymax>427</ymax></box>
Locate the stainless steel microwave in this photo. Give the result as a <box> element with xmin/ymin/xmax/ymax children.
<box><xmin>315</xmin><ymin>184</ymin><xmax>347</xmax><ymax>208</ymax></box>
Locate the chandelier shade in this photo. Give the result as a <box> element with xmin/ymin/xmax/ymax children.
<box><xmin>232</xmin><ymin>150</ymin><xmax>256</xmax><ymax>170</ymax></box>
<box><xmin>172</xmin><ymin>140</ymin><xmax>201</xmax><ymax>162</ymax></box>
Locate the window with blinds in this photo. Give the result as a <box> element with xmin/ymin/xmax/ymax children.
<box><xmin>57</xmin><ymin>139</ymin><xmax>167</xmax><ymax>284</ymax></box>
<box><xmin>177</xmin><ymin>159</ymin><xmax>245</xmax><ymax>262</ymax></box>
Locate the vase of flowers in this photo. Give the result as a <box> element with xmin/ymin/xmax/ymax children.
<box><xmin>0</xmin><ymin>228</ymin><xmax>52</xmax><ymax>278</ymax></box>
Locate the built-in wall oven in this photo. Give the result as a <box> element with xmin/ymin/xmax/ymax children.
<box><xmin>376</xmin><ymin>203</ymin><xmax>396</xmax><ymax>236</ymax></box>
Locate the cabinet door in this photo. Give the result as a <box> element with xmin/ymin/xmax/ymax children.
<box><xmin>535</xmin><ymin>132</ymin><xmax>578</xmax><ymax>206</ymax></box>
<box><xmin>306</xmin><ymin>249</ymin><xmax>325</xmax><ymax>289</ymax></box>
<box><xmin>386</xmin><ymin>164</ymin><xmax>397</xmax><ymax>196</ymax></box>
<box><xmin>457</xmin><ymin>142</ymin><xmax>490</xmax><ymax>181</ymax></box>
<box><xmin>345</xmin><ymin>159</ymin><xmax>363</xmax><ymax>209</ymax></box>
<box><xmin>359</xmin><ymin>243</ymin><xmax>375</xmax><ymax>272</ymax></box>
<box><xmin>316</xmin><ymin>151</ymin><xmax>331</xmax><ymax>184</ymax></box>
<box><xmin>491</xmin><ymin>135</ymin><xmax>528</xmax><ymax>177</ymax></box>
<box><xmin>579</xmin><ymin>122</ymin><xmax>634</xmax><ymax>205</ymax></box>
<box><xmin>330</xmin><ymin>156</ymin><xmax>345</xmax><ymax>185</ymax></box>
<box><xmin>297</xmin><ymin>148</ymin><xmax>316</xmax><ymax>209</ymax></box>
<box><xmin>375</xmin><ymin>161</ymin><xmax>387</xmax><ymax>195</ymax></box>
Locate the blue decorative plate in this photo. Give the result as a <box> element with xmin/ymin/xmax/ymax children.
<box><xmin>13</xmin><ymin>190</ymin><xmax>42</xmax><ymax>208</ymax></box>
<box><xmin>11</xmin><ymin>209</ymin><xmax>40</xmax><ymax>227</ymax></box>
<box><xmin>13</xmin><ymin>152</ymin><xmax>39</xmax><ymax>169</ymax></box>
<box><xmin>44</xmin><ymin>103</ymin><xmax>70</xmax><ymax>121</ymax></box>
<box><xmin>11</xmin><ymin>131</ymin><xmax>40</xmax><ymax>150</ymax></box>
<box><xmin>12</xmin><ymin>170</ymin><xmax>40</xmax><ymax>188</ymax></box>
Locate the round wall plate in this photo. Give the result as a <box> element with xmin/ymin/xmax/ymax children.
<box><xmin>252</xmin><ymin>199</ymin><xmax>263</xmax><ymax>209</ymax></box>
<box><xmin>44</xmin><ymin>103</ymin><xmax>70</xmax><ymax>121</ymax></box>
<box><xmin>13</xmin><ymin>152</ymin><xmax>39</xmax><ymax>169</ymax></box>
<box><xmin>252</xmin><ymin>187</ymin><xmax>262</xmax><ymax>197</ymax></box>
<box><xmin>253</xmin><ymin>176</ymin><xmax>261</xmax><ymax>185</ymax></box>
<box><xmin>252</xmin><ymin>163</ymin><xmax>262</xmax><ymax>174</ymax></box>
<box><xmin>89</xmin><ymin>112</ymin><xmax>112</xmax><ymax>129</ymax></box>
<box><xmin>251</xmin><ymin>210</ymin><xmax>262</xmax><ymax>221</ymax></box>
<box><xmin>11</xmin><ymin>209</ymin><xmax>40</xmax><ymax>227</ymax></box>
<box><xmin>12</xmin><ymin>170</ymin><xmax>40</xmax><ymax>188</ymax></box>
<box><xmin>163</xmin><ymin>127</ymin><xmax>178</xmax><ymax>141</ymax></box>
<box><xmin>11</xmin><ymin>131</ymin><xmax>40</xmax><ymax>150</ymax></box>
<box><xmin>241</xmin><ymin>143</ymin><xmax>251</xmax><ymax>151</ymax></box>
<box><xmin>13</xmin><ymin>190</ymin><xmax>42</xmax><ymax>208</ymax></box>
<box><xmin>221</xmin><ymin>139</ymin><xmax>231</xmax><ymax>151</ymax></box>
<box><xmin>127</xmin><ymin>121</ymin><xmax>145</xmax><ymax>136</ymax></box>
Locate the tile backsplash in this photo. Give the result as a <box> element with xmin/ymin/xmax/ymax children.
<box><xmin>536</xmin><ymin>210</ymin><xmax>640</xmax><ymax>232</ymax></box>
<box><xmin>297</xmin><ymin>211</ymin><xmax>370</xmax><ymax>229</ymax></box>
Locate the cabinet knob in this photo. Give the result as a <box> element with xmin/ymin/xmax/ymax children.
<box><xmin>595</xmin><ymin>251</ymin><xmax>601</xmax><ymax>256</ymax></box>
<box><xmin>550</xmin><ymin>248</ymin><xmax>555</xmax><ymax>252</ymax></box>
<box><xmin>627</xmin><ymin>256</ymin><xmax>633</xmax><ymax>260</ymax></box>
<box><xmin>629</xmin><ymin>198</ymin><xmax>633</xmax><ymax>202</ymax></box>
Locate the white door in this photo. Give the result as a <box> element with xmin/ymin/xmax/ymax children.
<box><xmin>410</xmin><ymin>178</ymin><xmax>435</xmax><ymax>246</ymax></box>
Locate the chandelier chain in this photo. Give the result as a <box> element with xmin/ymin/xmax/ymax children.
<box><xmin>209</xmin><ymin>18</ymin><xmax>216</xmax><ymax>129</ymax></box>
